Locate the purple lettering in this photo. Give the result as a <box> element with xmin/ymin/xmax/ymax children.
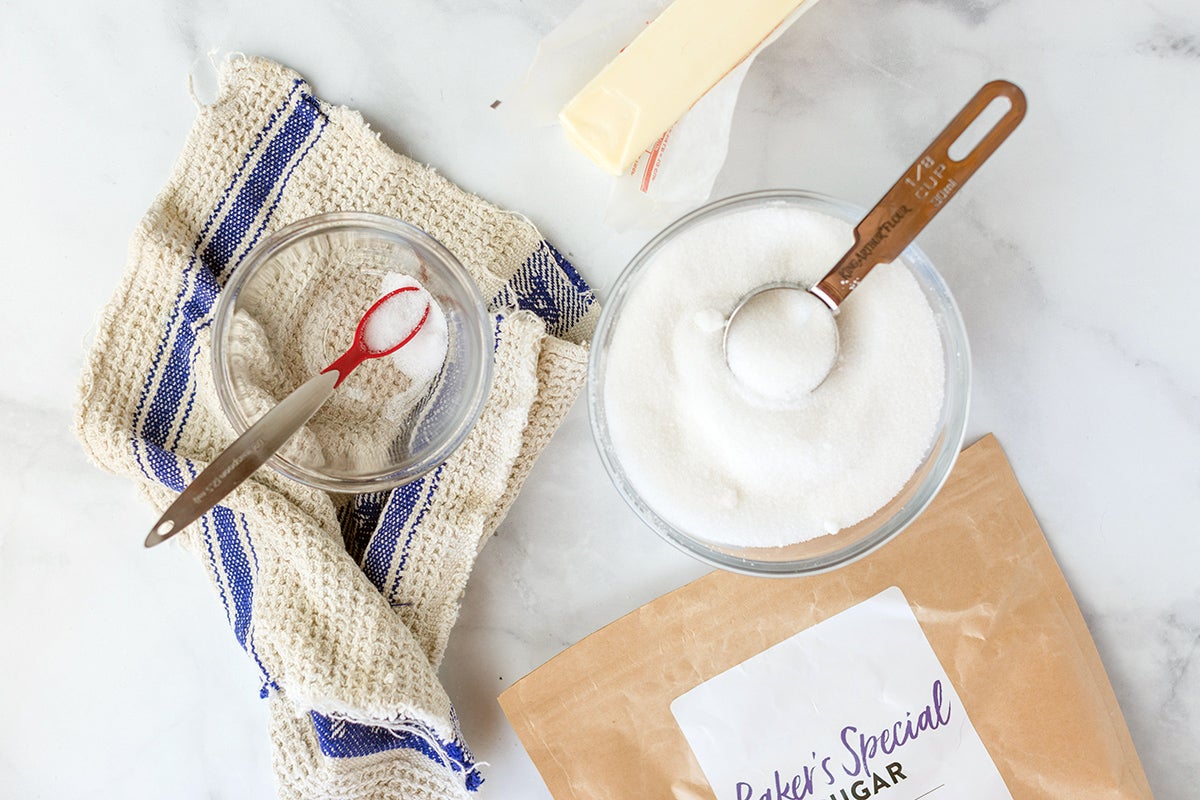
<box><xmin>775</xmin><ymin>770</ymin><xmax>797</xmax><ymax>800</ymax></box>
<box><xmin>736</xmin><ymin>782</ymin><xmax>753</xmax><ymax>800</ymax></box>
<box><xmin>857</xmin><ymin>730</ymin><xmax>879</xmax><ymax>777</ymax></box>
<box><xmin>840</xmin><ymin>726</ymin><xmax>861</xmax><ymax>776</ymax></box>
<box><xmin>836</xmin><ymin>680</ymin><xmax>956</xmax><ymax>779</ymax></box>
<box><xmin>895</xmin><ymin>715</ymin><xmax>911</xmax><ymax>749</ymax></box>
<box><xmin>797</xmin><ymin>768</ymin><xmax>820</xmax><ymax>800</ymax></box>
<box><xmin>933</xmin><ymin>680</ymin><xmax>952</xmax><ymax>726</ymax></box>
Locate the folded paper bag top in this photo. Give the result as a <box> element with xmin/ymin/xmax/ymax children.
<box><xmin>498</xmin><ymin>435</ymin><xmax>1152</xmax><ymax>800</ymax></box>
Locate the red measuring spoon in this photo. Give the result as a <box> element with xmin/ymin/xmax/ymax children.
<box><xmin>145</xmin><ymin>287</ymin><xmax>431</xmax><ymax>547</ymax></box>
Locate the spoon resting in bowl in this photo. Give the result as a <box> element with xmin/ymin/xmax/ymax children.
<box><xmin>724</xmin><ymin>79</ymin><xmax>1026</xmax><ymax>401</ymax></box>
<box><xmin>144</xmin><ymin>286</ymin><xmax>431</xmax><ymax>548</ymax></box>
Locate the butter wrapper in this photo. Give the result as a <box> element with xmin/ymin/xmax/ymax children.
<box><xmin>501</xmin><ymin>0</ymin><xmax>820</xmax><ymax>230</ymax></box>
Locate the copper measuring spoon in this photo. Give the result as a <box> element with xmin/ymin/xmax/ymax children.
<box><xmin>723</xmin><ymin>80</ymin><xmax>1027</xmax><ymax>399</ymax></box>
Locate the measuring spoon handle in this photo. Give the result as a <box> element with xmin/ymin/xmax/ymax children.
<box><xmin>143</xmin><ymin>370</ymin><xmax>338</xmax><ymax>547</ymax></box>
<box><xmin>811</xmin><ymin>80</ymin><xmax>1026</xmax><ymax>309</ymax></box>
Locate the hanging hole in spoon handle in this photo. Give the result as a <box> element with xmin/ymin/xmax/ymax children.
<box><xmin>810</xmin><ymin>80</ymin><xmax>1027</xmax><ymax>310</ymax></box>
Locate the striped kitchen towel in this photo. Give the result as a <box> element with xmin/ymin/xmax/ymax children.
<box><xmin>75</xmin><ymin>56</ymin><xmax>598</xmax><ymax>800</ymax></box>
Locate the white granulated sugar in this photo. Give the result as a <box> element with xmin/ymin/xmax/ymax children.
<box><xmin>363</xmin><ymin>286</ymin><xmax>432</xmax><ymax>354</ymax></box>
<box><xmin>378</xmin><ymin>272</ymin><xmax>449</xmax><ymax>389</ymax></box>
<box><xmin>603</xmin><ymin>206</ymin><xmax>945</xmax><ymax>547</ymax></box>
<box><xmin>365</xmin><ymin>273</ymin><xmax>451</xmax><ymax>427</ymax></box>
<box><xmin>725</xmin><ymin>287</ymin><xmax>839</xmax><ymax>401</ymax></box>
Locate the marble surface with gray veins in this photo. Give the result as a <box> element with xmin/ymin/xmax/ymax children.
<box><xmin>1</xmin><ymin>0</ymin><xmax>1196</xmax><ymax>797</ymax></box>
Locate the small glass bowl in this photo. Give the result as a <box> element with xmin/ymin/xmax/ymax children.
<box><xmin>212</xmin><ymin>212</ymin><xmax>492</xmax><ymax>493</ymax></box>
<box><xmin>588</xmin><ymin>190</ymin><xmax>970</xmax><ymax>576</ymax></box>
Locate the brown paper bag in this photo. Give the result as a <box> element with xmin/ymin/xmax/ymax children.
<box><xmin>498</xmin><ymin>435</ymin><xmax>1153</xmax><ymax>799</ymax></box>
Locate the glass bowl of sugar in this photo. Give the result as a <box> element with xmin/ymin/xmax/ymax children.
<box><xmin>588</xmin><ymin>190</ymin><xmax>970</xmax><ymax>576</ymax></box>
<box><xmin>212</xmin><ymin>212</ymin><xmax>493</xmax><ymax>493</ymax></box>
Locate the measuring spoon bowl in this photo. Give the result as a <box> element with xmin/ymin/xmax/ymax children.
<box><xmin>724</xmin><ymin>284</ymin><xmax>839</xmax><ymax>400</ymax></box>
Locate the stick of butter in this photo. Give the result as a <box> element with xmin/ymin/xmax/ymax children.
<box><xmin>559</xmin><ymin>0</ymin><xmax>814</xmax><ymax>175</ymax></box>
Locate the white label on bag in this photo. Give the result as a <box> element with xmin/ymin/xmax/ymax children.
<box><xmin>670</xmin><ymin>586</ymin><xmax>1012</xmax><ymax>800</ymax></box>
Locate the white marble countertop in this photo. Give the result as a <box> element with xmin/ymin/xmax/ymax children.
<box><xmin>2</xmin><ymin>0</ymin><xmax>1197</xmax><ymax>797</ymax></box>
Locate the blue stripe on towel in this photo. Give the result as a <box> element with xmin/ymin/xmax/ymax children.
<box><xmin>213</xmin><ymin>505</ymin><xmax>254</xmax><ymax>649</ymax></box>
<box><xmin>309</xmin><ymin>712</ymin><xmax>482</xmax><ymax>791</ymax></box>
<box><xmin>236</xmin><ymin>511</ymin><xmax>271</xmax><ymax>682</ymax></box>
<box><xmin>203</xmin><ymin>93</ymin><xmax>322</xmax><ymax>276</ymax></box>
<box><xmin>131</xmin><ymin>82</ymin><xmax>327</xmax><ymax>690</ymax></box>
<box><xmin>200</xmin><ymin>511</ymin><xmax>234</xmax><ymax>626</ymax></box>
<box><xmin>142</xmin><ymin>96</ymin><xmax>325</xmax><ymax>469</ymax></box>
<box><xmin>141</xmin><ymin>266</ymin><xmax>221</xmax><ymax>461</ymax></box>
<box><xmin>546</xmin><ymin>242</ymin><xmax>592</xmax><ymax>298</ymax></box>
<box><xmin>385</xmin><ymin>463</ymin><xmax>444</xmax><ymax>603</ymax></box>
<box><xmin>142</xmin><ymin>443</ymin><xmax>191</xmax><ymax>493</ymax></box>
<box><xmin>237</xmin><ymin>95</ymin><xmax>329</xmax><ymax>269</ymax></box>
<box><xmin>361</xmin><ymin>476</ymin><xmax>429</xmax><ymax>589</ymax></box>
<box><xmin>359</xmin><ymin>464</ymin><xmax>445</xmax><ymax>604</ymax></box>
<box><xmin>130</xmin><ymin>80</ymin><xmax>301</xmax><ymax>481</ymax></box>
<box><xmin>489</xmin><ymin>240</ymin><xmax>595</xmax><ymax>338</ymax></box>
<box><xmin>339</xmin><ymin>490</ymin><xmax>388</xmax><ymax>565</ymax></box>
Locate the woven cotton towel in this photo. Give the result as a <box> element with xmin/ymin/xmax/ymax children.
<box><xmin>75</xmin><ymin>56</ymin><xmax>598</xmax><ymax>799</ymax></box>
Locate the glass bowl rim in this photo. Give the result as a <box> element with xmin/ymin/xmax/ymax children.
<box><xmin>211</xmin><ymin>211</ymin><xmax>494</xmax><ymax>494</ymax></box>
<box><xmin>587</xmin><ymin>189</ymin><xmax>971</xmax><ymax>577</ymax></box>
